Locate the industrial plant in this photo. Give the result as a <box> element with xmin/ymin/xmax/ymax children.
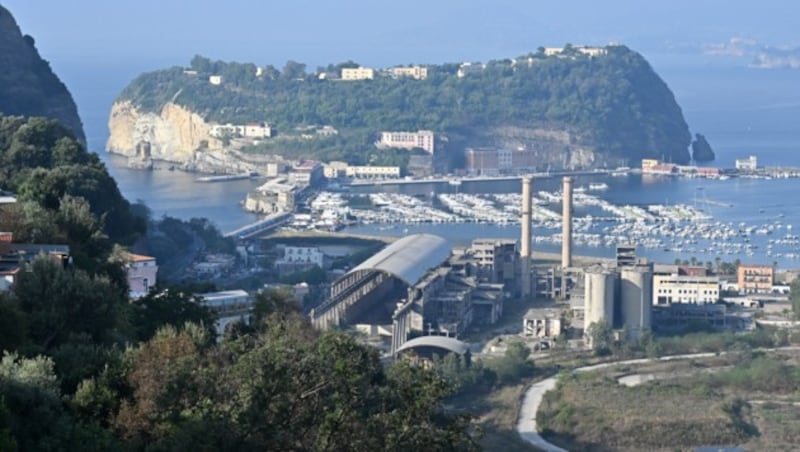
<box><xmin>309</xmin><ymin>174</ymin><xmax>757</xmax><ymax>358</ymax></box>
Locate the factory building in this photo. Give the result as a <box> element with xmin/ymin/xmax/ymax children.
<box><xmin>311</xmin><ymin>234</ymin><xmax>507</xmax><ymax>357</ymax></box>
<box><xmin>583</xmin><ymin>262</ymin><xmax>653</xmax><ymax>342</ymax></box>
<box><xmin>469</xmin><ymin>238</ymin><xmax>519</xmax><ymax>292</ymax></box>
<box><xmin>653</xmin><ymin>264</ymin><xmax>720</xmax><ymax>305</ymax></box>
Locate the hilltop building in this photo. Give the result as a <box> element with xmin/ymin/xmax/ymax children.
<box><xmin>389</xmin><ymin>66</ymin><xmax>428</xmax><ymax>80</ymax></box>
<box><xmin>209</xmin><ymin>75</ymin><xmax>223</xmax><ymax>85</ymax></box>
<box><xmin>543</xmin><ymin>46</ymin><xmax>608</xmax><ymax>57</ymax></box>
<box><xmin>377</xmin><ymin>130</ymin><xmax>435</xmax><ymax>154</ymax></box>
<box><xmin>341</xmin><ymin>67</ymin><xmax>375</xmax><ymax>80</ymax></box>
<box><xmin>457</xmin><ymin>62</ymin><xmax>484</xmax><ymax>78</ymax></box>
<box><xmin>210</xmin><ymin>122</ymin><xmax>273</xmax><ymax>139</ymax></box>
<box><xmin>0</xmin><ymin>232</ymin><xmax>70</xmax><ymax>292</ymax></box>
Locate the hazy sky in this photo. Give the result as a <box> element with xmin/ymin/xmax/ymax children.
<box><xmin>3</xmin><ymin>0</ymin><xmax>796</xmax><ymax>70</ymax></box>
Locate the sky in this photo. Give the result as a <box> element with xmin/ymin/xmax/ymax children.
<box><xmin>2</xmin><ymin>0</ymin><xmax>797</xmax><ymax>71</ymax></box>
<box><xmin>3</xmin><ymin>0</ymin><xmax>798</xmax><ymax>153</ymax></box>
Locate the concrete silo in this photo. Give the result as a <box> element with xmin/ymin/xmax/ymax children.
<box><xmin>584</xmin><ymin>265</ymin><xmax>616</xmax><ymax>328</ymax></box>
<box><xmin>620</xmin><ymin>264</ymin><xmax>653</xmax><ymax>340</ymax></box>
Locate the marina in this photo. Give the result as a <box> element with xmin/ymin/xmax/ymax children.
<box><xmin>288</xmin><ymin>177</ymin><xmax>800</xmax><ymax>267</ymax></box>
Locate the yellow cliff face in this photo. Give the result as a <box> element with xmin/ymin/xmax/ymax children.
<box><xmin>106</xmin><ymin>101</ymin><xmax>222</xmax><ymax>163</ymax></box>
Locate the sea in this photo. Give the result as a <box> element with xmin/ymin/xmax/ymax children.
<box><xmin>63</xmin><ymin>53</ymin><xmax>800</xmax><ymax>268</ymax></box>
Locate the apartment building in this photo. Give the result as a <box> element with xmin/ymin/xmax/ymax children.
<box><xmin>341</xmin><ymin>67</ymin><xmax>375</xmax><ymax>80</ymax></box>
<box><xmin>378</xmin><ymin>130</ymin><xmax>435</xmax><ymax>154</ymax></box>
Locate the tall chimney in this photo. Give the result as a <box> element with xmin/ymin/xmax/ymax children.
<box><xmin>520</xmin><ymin>177</ymin><xmax>532</xmax><ymax>298</ymax></box>
<box><xmin>561</xmin><ymin>177</ymin><xmax>573</xmax><ymax>269</ymax></box>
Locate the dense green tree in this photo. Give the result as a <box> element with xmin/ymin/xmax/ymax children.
<box><xmin>791</xmin><ymin>279</ymin><xmax>800</xmax><ymax>320</ymax></box>
<box><xmin>14</xmin><ymin>256</ymin><xmax>125</xmax><ymax>351</ymax></box>
<box><xmin>129</xmin><ymin>289</ymin><xmax>216</xmax><ymax>342</ymax></box>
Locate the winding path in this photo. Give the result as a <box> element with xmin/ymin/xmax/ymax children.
<box><xmin>515</xmin><ymin>352</ymin><xmax>721</xmax><ymax>451</ymax></box>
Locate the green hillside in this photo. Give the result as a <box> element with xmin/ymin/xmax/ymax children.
<box><xmin>0</xmin><ymin>6</ymin><xmax>85</xmax><ymax>144</ymax></box>
<box><xmin>118</xmin><ymin>45</ymin><xmax>692</xmax><ymax>165</ymax></box>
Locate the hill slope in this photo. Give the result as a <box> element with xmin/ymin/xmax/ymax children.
<box><xmin>0</xmin><ymin>5</ymin><xmax>85</xmax><ymax>144</ymax></box>
<box><xmin>110</xmin><ymin>45</ymin><xmax>692</xmax><ymax>168</ymax></box>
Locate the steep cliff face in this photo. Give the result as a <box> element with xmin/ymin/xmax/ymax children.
<box><xmin>107</xmin><ymin>101</ymin><xmax>221</xmax><ymax>162</ymax></box>
<box><xmin>0</xmin><ymin>5</ymin><xmax>85</xmax><ymax>143</ymax></box>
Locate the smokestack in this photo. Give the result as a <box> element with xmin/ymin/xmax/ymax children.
<box><xmin>521</xmin><ymin>177</ymin><xmax>532</xmax><ymax>298</ymax></box>
<box><xmin>561</xmin><ymin>177</ymin><xmax>573</xmax><ymax>269</ymax></box>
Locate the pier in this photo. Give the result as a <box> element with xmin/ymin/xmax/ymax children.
<box><xmin>349</xmin><ymin>169</ymin><xmax>618</xmax><ymax>187</ymax></box>
<box><xmin>224</xmin><ymin>212</ymin><xmax>292</xmax><ymax>239</ymax></box>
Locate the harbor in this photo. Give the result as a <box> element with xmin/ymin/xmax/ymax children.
<box><xmin>282</xmin><ymin>174</ymin><xmax>800</xmax><ymax>267</ymax></box>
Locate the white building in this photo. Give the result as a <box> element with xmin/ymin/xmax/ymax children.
<box><xmin>209</xmin><ymin>75</ymin><xmax>223</xmax><ymax>85</ymax></box>
<box><xmin>456</xmin><ymin>62</ymin><xmax>484</xmax><ymax>78</ymax></box>
<box><xmin>377</xmin><ymin>130</ymin><xmax>435</xmax><ymax>154</ymax></box>
<box><xmin>389</xmin><ymin>66</ymin><xmax>428</xmax><ymax>80</ymax></box>
<box><xmin>210</xmin><ymin>122</ymin><xmax>272</xmax><ymax>139</ymax></box>
<box><xmin>544</xmin><ymin>46</ymin><xmax>608</xmax><ymax>57</ymax></box>
<box><xmin>278</xmin><ymin>246</ymin><xmax>324</xmax><ymax>267</ymax></box>
<box><xmin>735</xmin><ymin>155</ymin><xmax>758</xmax><ymax>171</ymax></box>
<box><xmin>653</xmin><ymin>265</ymin><xmax>720</xmax><ymax>305</ymax></box>
<box><xmin>341</xmin><ymin>67</ymin><xmax>375</xmax><ymax>80</ymax></box>
<box><xmin>125</xmin><ymin>253</ymin><xmax>158</xmax><ymax>299</ymax></box>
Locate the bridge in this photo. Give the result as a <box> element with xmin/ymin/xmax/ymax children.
<box><xmin>223</xmin><ymin>212</ymin><xmax>292</xmax><ymax>240</ymax></box>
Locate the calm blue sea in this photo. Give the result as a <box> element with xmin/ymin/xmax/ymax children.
<box><xmin>60</xmin><ymin>55</ymin><xmax>800</xmax><ymax>266</ymax></box>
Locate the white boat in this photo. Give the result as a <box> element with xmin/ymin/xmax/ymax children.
<box><xmin>588</xmin><ymin>182</ymin><xmax>609</xmax><ymax>191</ymax></box>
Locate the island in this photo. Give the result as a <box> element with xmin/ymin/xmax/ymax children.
<box><xmin>108</xmin><ymin>45</ymin><xmax>693</xmax><ymax>174</ymax></box>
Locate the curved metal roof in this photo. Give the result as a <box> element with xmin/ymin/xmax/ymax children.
<box><xmin>348</xmin><ymin>233</ymin><xmax>451</xmax><ymax>286</ymax></box>
<box><xmin>395</xmin><ymin>335</ymin><xmax>470</xmax><ymax>355</ymax></box>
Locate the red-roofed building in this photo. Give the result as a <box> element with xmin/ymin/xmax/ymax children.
<box><xmin>126</xmin><ymin>253</ymin><xmax>158</xmax><ymax>299</ymax></box>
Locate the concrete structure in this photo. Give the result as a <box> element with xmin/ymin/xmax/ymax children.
<box><xmin>125</xmin><ymin>253</ymin><xmax>158</xmax><ymax>299</ymax></box>
<box><xmin>584</xmin><ymin>265</ymin><xmax>617</xmax><ymax>328</ymax></box>
<box><xmin>198</xmin><ymin>290</ymin><xmax>253</xmax><ymax>337</ymax></box>
<box><xmin>735</xmin><ymin>155</ymin><xmax>758</xmax><ymax>171</ymax></box>
<box><xmin>312</xmin><ymin>234</ymin><xmax>452</xmax><ymax>331</ymax></box>
<box><xmin>464</xmin><ymin>148</ymin><xmax>541</xmax><ymax>176</ymax></box>
<box><xmin>264</xmin><ymin>162</ymin><xmax>286</xmax><ymax>177</ymax></box>
<box><xmin>620</xmin><ymin>264</ymin><xmax>653</xmax><ymax>340</ymax></box>
<box><xmin>737</xmin><ymin>263</ymin><xmax>774</xmax><ymax>293</ymax></box>
<box><xmin>341</xmin><ymin>67</ymin><xmax>375</xmax><ymax>80</ymax></box>
<box><xmin>244</xmin><ymin>179</ymin><xmax>296</xmax><ymax>214</ymax></box>
<box><xmin>275</xmin><ymin>246</ymin><xmax>324</xmax><ymax>276</ymax></box>
<box><xmin>543</xmin><ymin>46</ymin><xmax>608</xmax><ymax>57</ymax></box>
<box><xmin>210</xmin><ymin>122</ymin><xmax>273</xmax><ymax>139</ymax></box>
<box><xmin>470</xmin><ymin>238</ymin><xmax>519</xmax><ymax>292</ymax></box>
<box><xmin>208</xmin><ymin>75</ymin><xmax>223</xmax><ymax>85</ymax></box>
<box><xmin>561</xmin><ymin>177</ymin><xmax>573</xmax><ymax>269</ymax></box>
<box><xmin>520</xmin><ymin>177</ymin><xmax>532</xmax><ymax>298</ymax></box>
<box><xmin>389</xmin><ymin>66</ymin><xmax>428</xmax><ymax>80</ymax></box>
<box><xmin>324</xmin><ymin>163</ymin><xmax>400</xmax><ymax>179</ymax></box>
<box><xmin>0</xmin><ymin>233</ymin><xmax>71</xmax><ymax>292</ymax></box>
<box><xmin>523</xmin><ymin>308</ymin><xmax>564</xmax><ymax>338</ymax></box>
<box><xmin>616</xmin><ymin>244</ymin><xmax>637</xmax><ymax>268</ymax></box>
<box><xmin>377</xmin><ymin>130</ymin><xmax>435</xmax><ymax>154</ymax></box>
<box><xmin>653</xmin><ymin>265</ymin><xmax>720</xmax><ymax>305</ymax></box>
<box><xmin>289</xmin><ymin>160</ymin><xmax>324</xmax><ymax>187</ymax></box>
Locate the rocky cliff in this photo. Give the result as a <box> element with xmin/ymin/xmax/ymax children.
<box><xmin>107</xmin><ymin>101</ymin><xmax>222</xmax><ymax>163</ymax></box>
<box><xmin>0</xmin><ymin>5</ymin><xmax>85</xmax><ymax>143</ymax></box>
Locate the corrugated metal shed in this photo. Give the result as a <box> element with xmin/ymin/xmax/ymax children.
<box><xmin>348</xmin><ymin>233</ymin><xmax>451</xmax><ymax>286</ymax></box>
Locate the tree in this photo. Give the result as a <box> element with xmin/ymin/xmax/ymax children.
<box><xmin>586</xmin><ymin>320</ymin><xmax>614</xmax><ymax>355</ymax></box>
<box><xmin>129</xmin><ymin>289</ymin><xmax>216</xmax><ymax>342</ymax></box>
<box><xmin>282</xmin><ymin>60</ymin><xmax>307</xmax><ymax>80</ymax></box>
<box><xmin>14</xmin><ymin>256</ymin><xmax>125</xmax><ymax>351</ymax></box>
<box><xmin>790</xmin><ymin>279</ymin><xmax>800</xmax><ymax>320</ymax></box>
